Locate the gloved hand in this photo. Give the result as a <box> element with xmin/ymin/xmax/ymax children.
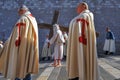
<box><xmin>15</xmin><ymin>37</ymin><xmax>21</xmax><ymax>47</ymax></box>
<box><xmin>48</xmin><ymin>42</ymin><xmax>50</xmax><ymax>48</ymax></box>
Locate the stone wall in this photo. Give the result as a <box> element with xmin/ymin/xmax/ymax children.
<box><xmin>0</xmin><ymin>0</ymin><xmax>120</xmax><ymax>54</ymax></box>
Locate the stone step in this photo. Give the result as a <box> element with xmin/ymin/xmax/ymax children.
<box><xmin>98</xmin><ymin>57</ymin><xmax>120</xmax><ymax>80</ymax></box>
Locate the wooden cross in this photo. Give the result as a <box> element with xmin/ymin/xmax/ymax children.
<box><xmin>38</xmin><ymin>10</ymin><xmax>99</xmax><ymax>38</ymax></box>
<box><xmin>38</xmin><ymin>10</ymin><xmax>68</xmax><ymax>39</ymax></box>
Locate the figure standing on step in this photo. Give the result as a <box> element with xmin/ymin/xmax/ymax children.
<box><xmin>48</xmin><ymin>24</ymin><xmax>65</xmax><ymax>67</ymax></box>
<box><xmin>0</xmin><ymin>5</ymin><xmax>39</xmax><ymax>80</ymax></box>
<box><xmin>63</xmin><ymin>32</ymin><xmax>68</xmax><ymax>59</ymax></box>
<box><xmin>41</xmin><ymin>35</ymin><xmax>51</xmax><ymax>61</ymax></box>
<box><xmin>67</xmin><ymin>2</ymin><xmax>100</xmax><ymax>80</ymax></box>
<box><xmin>103</xmin><ymin>27</ymin><xmax>115</xmax><ymax>55</ymax></box>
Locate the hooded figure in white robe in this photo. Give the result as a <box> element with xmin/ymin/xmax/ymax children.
<box><xmin>67</xmin><ymin>2</ymin><xmax>100</xmax><ymax>80</ymax></box>
<box><xmin>103</xmin><ymin>27</ymin><xmax>115</xmax><ymax>55</ymax></box>
<box><xmin>41</xmin><ymin>35</ymin><xmax>51</xmax><ymax>60</ymax></box>
<box><xmin>0</xmin><ymin>5</ymin><xmax>39</xmax><ymax>79</ymax></box>
<box><xmin>48</xmin><ymin>24</ymin><xmax>65</xmax><ymax>67</ymax></box>
<box><xmin>63</xmin><ymin>32</ymin><xmax>68</xmax><ymax>59</ymax></box>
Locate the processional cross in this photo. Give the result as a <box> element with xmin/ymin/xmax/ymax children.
<box><xmin>38</xmin><ymin>10</ymin><xmax>68</xmax><ymax>39</ymax></box>
<box><xmin>38</xmin><ymin>10</ymin><xmax>99</xmax><ymax>38</ymax></box>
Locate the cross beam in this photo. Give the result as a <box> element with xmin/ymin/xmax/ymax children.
<box><xmin>38</xmin><ymin>10</ymin><xmax>68</xmax><ymax>39</ymax></box>
<box><xmin>38</xmin><ymin>10</ymin><xmax>99</xmax><ymax>38</ymax></box>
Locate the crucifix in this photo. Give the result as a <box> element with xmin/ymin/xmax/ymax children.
<box><xmin>38</xmin><ymin>10</ymin><xmax>68</xmax><ymax>39</ymax></box>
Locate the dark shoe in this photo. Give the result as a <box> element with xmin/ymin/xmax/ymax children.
<box><xmin>64</xmin><ymin>55</ymin><xmax>66</xmax><ymax>59</ymax></box>
<box><xmin>42</xmin><ymin>57</ymin><xmax>45</xmax><ymax>61</ymax></box>
<box><xmin>69</xmin><ymin>77</ymin><xmax>79</xmax><ymax>80</ymax></box>
<box><xmin>110</xmin><ymin>52</ymin><xmax>114</xmax><ymax>55</ymax></box>
<box><xmin>15</xmin><ymin>78</ymin><xmax>21</xmax><ymax>80</ymax></box>
<box><xmin>47</xmin><ymin>57</ymin><xmax>51</xmax><ymax>60</ymax></box>
<box><xmin>23</xmin><ymin>74</ymin><xmax>31</xmax><ymax>80</ymax></box>
<box><xmin>105</xmin><ymin>51</ymin><xmax>108</xmax><ymax>55</ymax></box>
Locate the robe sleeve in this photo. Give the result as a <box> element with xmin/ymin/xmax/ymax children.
<box><xmin>106</xmin><ymin>31</ymin><xmax>115</xmax><ymax>40</ymax></box>
<box><xmin>49</xmin><ymin>32</ymin><xmax>58</xmax><ymax>45</ymax></box>
<box><xmin>111</xmin><ymin>32</ymin><xmax>115</xmax><ymax>40</ymax></box>
<box><xmin>109</xmin><ymin>32</ymin><xmax>115</xmax><ymax>40</ymax></box>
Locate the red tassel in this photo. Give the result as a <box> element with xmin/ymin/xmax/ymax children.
<box><xmin>15</xmin><ymin>36</ymin><xmax>21</xmax><ymax>46</ymax></box>
<box><xmin>76</xmin><ymin>18</ymin><xmax>89</xmax><ymax>45</ymax></box>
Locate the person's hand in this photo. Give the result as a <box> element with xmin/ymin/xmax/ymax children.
<box><xmin>48</xmin><ymin>42</ymin><xmax>50</xmax><ymax>48</ymax></box>
<box><xmin>15</xmin><ymin>37</ymin><xmax>21</xmax><ymax>47</ymax></box>
<box><xmin>96</xmin><ymin>32</ymin><xmax>100</xmax><ymax>38</ymax></box>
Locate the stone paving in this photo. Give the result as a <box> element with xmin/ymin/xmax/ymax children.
<box><xmin>0</xmin><ymin>55</ymin><xmax>120</xmax><ymax>80</ymax></box>
<box><xmin>98</xmin><ymin>54</ymin><xmax>120</xmax><ymax>80</ymax></box>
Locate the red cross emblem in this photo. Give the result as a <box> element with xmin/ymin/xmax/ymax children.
<box><xmin>15</xmin><ymin>23</ymin><xmax>26</xmax><ymax>46</ymax></box>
